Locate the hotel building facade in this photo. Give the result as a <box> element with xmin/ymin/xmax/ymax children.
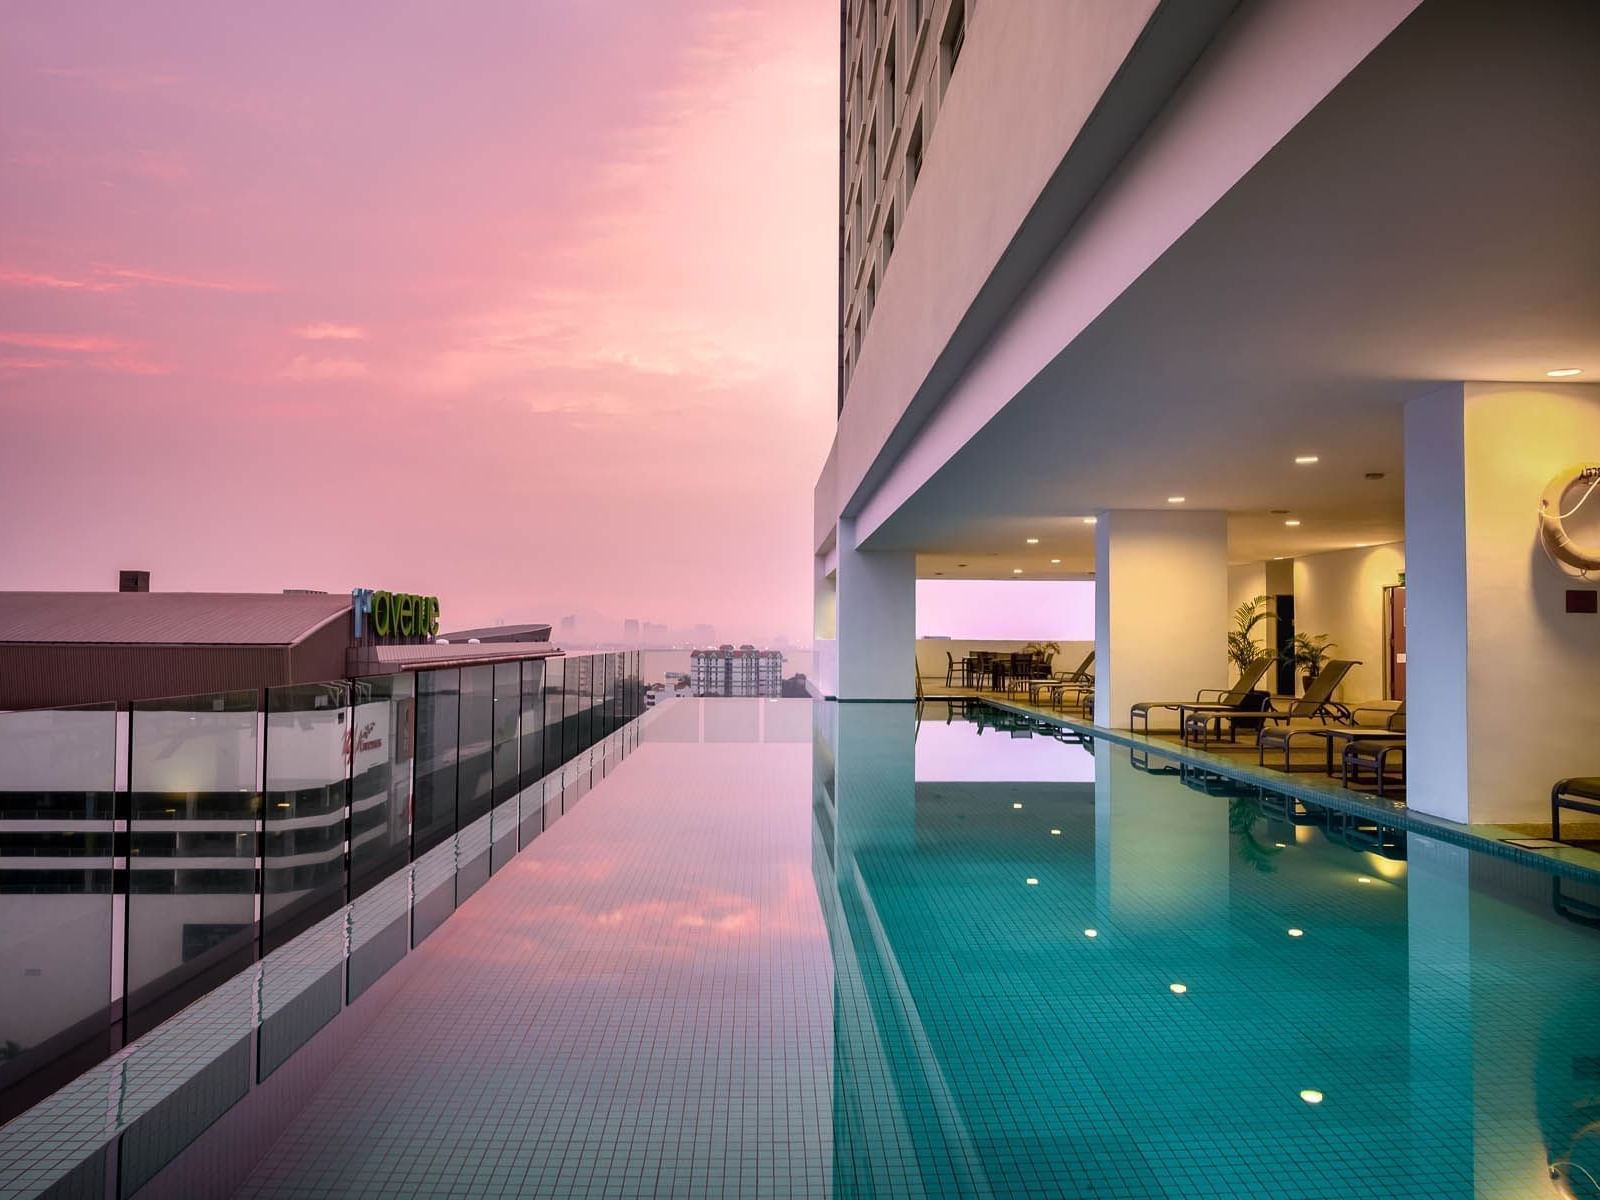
<box><xmin>815</xmin><ymin>0</ymin><xmax>1600</xmax><ymax>827</ymax></box>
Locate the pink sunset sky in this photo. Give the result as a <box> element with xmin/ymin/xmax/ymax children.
<box><xmin>0</xmin><ymin>1</ymin><xmax>837</xmax><ymax>644</ymax></box>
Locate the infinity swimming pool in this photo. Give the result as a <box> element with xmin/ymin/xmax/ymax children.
<box><xmin>216</xmin><ymin>701</ymin><xmax>1600</xmax><ymax>1196</ymax></box>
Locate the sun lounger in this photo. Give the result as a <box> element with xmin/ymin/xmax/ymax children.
<box><xmin>1257</xmin><ymin>702</ymin><xmax>1405</xmax><ymax>772</ymax></box>
<box><xmin>1129</xmin><ymin>657</ymin><xmax>1274</xmax><ymax>734</ymax></box>
<box><xmin>1182</xmin><ymin>659</ymin><xmax>1358</xmax><ymax>747</ymax></box>
<box><xmin>1552</xmin><ymin>777</ymin><xmax>1600</xmax><ymax>841</ymax></box>
<box><xmin>1341</xmin><ymin>737</ymin><xmax>1405</xmax><ymax>796</ymax></box>
<box><xmin>1029</xmin><ymin>651</ymin><xmax>1095</xmax><ymax>704</ymax></box>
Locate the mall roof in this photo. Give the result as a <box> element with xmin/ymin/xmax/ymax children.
<box><xmin>0</xmin><ymin>591</ymin><xmax>351</xmax><ymax>646</ymax></box>
<box><xmin>350</xmin><ymin>642</ymin><xmax>560</xmax><ymax>675</ymax></box>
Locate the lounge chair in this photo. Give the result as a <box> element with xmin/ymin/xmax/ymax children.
<box><xmin>1029</xmin><ymin>651</ymin><xmax>1095</xmax><ymax>705</ymax></box>
<box><xmin>1552</xmin><ymin>778</ymin><xmax>1600</xmax><ymax>841</ymax></box>
<box><xmin>1182</xmin><ymin>659</ymin><xmax>1359</xmax><ymax>747</ymax></box>
<box><xmin>1257</xmin><ymin>702</ymin><xmax>1405</xmax><ymax>773</ymax></box>
<box><xmin>1128</xmin><ymin>656</ymin><xmax>1274</xmax><ymax>735</ymax></box>
<box><xmin>1341</xmin><ymin>737</ymin><xmax>1405</xmax><ymax>796</ymax></box>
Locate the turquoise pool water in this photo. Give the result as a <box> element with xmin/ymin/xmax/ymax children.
<box><xmin>222</xmin><ymin>699</ymin><xmax>1599</xmax><ymax>1199</ymax></box>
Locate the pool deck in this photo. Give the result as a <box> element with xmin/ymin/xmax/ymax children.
<box><xmin>922</xmin><ymin>683</ymin><xmax>1600</xmax><ymax>882</ymax></box>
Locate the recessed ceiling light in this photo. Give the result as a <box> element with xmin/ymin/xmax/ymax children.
<box><xmin>1287</xmin><ymin>928</ymin><xmax>1304</xmax><ymax>938</ymax></box>
<box><xmin>1167</xmin><ymin>496</ymin><xmax>1186</xmax><ymax>504</ymax></box>
<box><xmin>1083</xmin><ymin>928</ymin><xmax>1097</xmax><ymax>938</ymax></box>
<box><xmin>1294</xmin><ymin>455</ymin><xmax>1319</xmax><ymax>464</ymax></box>
<box><xmin>1050</xmin><ymin>558</ymin><xmax>1061</xmax><ymax>564</ymax></box>
<box><xmin>1012</xmin><ymin>802</ymin><xmax>1023</xmax><ymax>809</ymax></box>
<box><xmin>1026</xmin><ymin>537</ymin><xmax>1039</xmax><ymax>544</ymax></box>
<box><xmin>1012</xmin><ymin>568</ymin><xmax>1024</xmax><ymax>574</ymax></box>
<box><xmin>1168</xmin><ymin>983</ymin><xmax>1188</xmax><ymax>995</ymax></box>
<box><xmin>1547</xmin><ymin>368</ymin><xmax>1583</xmax><ymax>378</ymax></box>
<box><xmin>1082</xmin><ymin>516</ymin><xmax>1097</xmax><ymax>525</ymax></box>
<box><xmin>1284</xmin><ymin>519</ymin><xmax>1301</xmax><ymax>527</ymax></box>
<box><xmin>1050</xmin><ymin>828</ymin><xmax>1061</xmax><ymax>836</ymax></box>
<box><xmin>1271</xmin><ymin>556</ymin><xmax>1287</xmax><ymax>561</ymax></box>
<box><xmin>1025</xmin><ymin>877</ymin><xmax>1039</xmax><ymax>886</ymax></box>
<box><xmin>1357</xmin><ymin>876</ymin><xmax>1372</xmax><ymax>884</ymax></box>
<box><xmin>1300</xmin><ymin>1089</ymin><xmax>1324</xmax><ymax>1105</ymax></box>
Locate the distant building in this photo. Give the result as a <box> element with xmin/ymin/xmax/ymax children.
<box><xmin>779</xmin><ymin>674</ymin><xmax>809</xmax><ymax>699</ymax></box>
<box><xmin>642</xmin><ymin>621</ymin><xmax>669</xmax><ymax>641</ymax></box>
<box><xmin>691</xmin><ymin>623</ymin><xmax>716</xmax><ymax>644</ymax></box>
<box><xmin>623</xmin><ymin>618</ymin><xmax>640</xmax><ymax>643</ymax></box>
<box><xmin>560</xmin><ymin>615</ymin><xmax>577</xmax><ymax>633</ymax></box>
<box><xmin>691</xmin><ymin>644</ymin><xmax>783</xmax><ymax>697</ymax></box>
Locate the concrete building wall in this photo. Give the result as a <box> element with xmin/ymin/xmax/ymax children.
<box><xmin>1292</xmin><ymin>542</ymin><xmax>1405</xmax><ymax>704</ymax></box>
<box><xmin>835</xmin><ymin>0</ymin><xmax>1422</xmax><ymax>543</ymax></box>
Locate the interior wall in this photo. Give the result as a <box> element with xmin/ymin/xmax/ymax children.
<box><xmin>916</xmin><ymin>639</ymin><xmax>1095</xmax><ymax>682</ymax></box>
<box><xmin>1227</xmin><ymin>562</ymin><xmax>1267</xmax><ymax>615</ymax></box>
<box><xmin>1291</xmin><ymin>542</ymin><xmax>1405</xmax><ymax>702</ymax></box>
<box><xmin>1460</xmin><ymin>381</ymin><xmax>1600</xmax><ymax>823</ymax></box>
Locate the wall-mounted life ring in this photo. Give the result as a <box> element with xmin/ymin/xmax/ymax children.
<box><xmin>1539</xmin><ymin>463</ymin><xmax>1600</xmax><ymax>572</ymax></box>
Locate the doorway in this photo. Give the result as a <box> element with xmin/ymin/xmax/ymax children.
<box><xmin>1384</xmin><ymin>585</ymin><xmax>1406</xmax><ymax>700</ymax></box>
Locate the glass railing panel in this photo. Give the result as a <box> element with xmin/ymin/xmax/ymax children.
<box><xmin>542</xmin><ymin>657</ymin><xmax>566</xmax><ymax>778</ymax></box>
<box><xmin>262</xmin><ymin>681</ymin><xmax>350</xmax><ymax>953</ymax></box>
<box><xmin>126</xmin><ymin>690</ymin><xmax>260</xmax><ymax>1038</ymax></box>
<box><xmin>413</xmin><ymin>669</ymin><xmax>459</xmax><ymax>857</ymax></box>
<box><xmin>349</xmin><ymin>674</ymin><xmax>413</xmax><ymax>900</ymax></box>
<box><xmin>0</xmin><ymin>701</ymin><xmax>117</xmax><ymax>1118</ymax></box>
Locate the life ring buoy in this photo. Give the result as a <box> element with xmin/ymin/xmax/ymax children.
<box><xmin>1539</xmin><ymin>463</ymin><xmax>1600</xmax><ymax>572</ymax></box>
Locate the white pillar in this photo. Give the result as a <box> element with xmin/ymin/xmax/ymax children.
<box><xmin>1404</xmin><ymin>381</ymin><xmax>1600</xmax><ymax>825</ymax></box>
<box><xmin>1093</xmin><ymin>509</ymin><xmax>1229</xmax><ymax>728</ymax></box>
<box><xmin>834</xmin><ymin>516</ymin><xmax>917</xmax><ymax>702</ymax></box>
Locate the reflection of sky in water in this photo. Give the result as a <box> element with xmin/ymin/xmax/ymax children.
<box><xmin>915</xmin><ymin>713</ymin><xmax>1094</xmax><ymax>782</ymax></box>
<box><xmin>232</xmin><ymin>701</ymin><xmax>1600</xmax><ymax>1200</ymax></box>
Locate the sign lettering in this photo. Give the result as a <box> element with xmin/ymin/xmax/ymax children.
<box><xmin>352</xmin><ymin>588</ymin><xmax>440</xmax><ymax>640</ymax></box>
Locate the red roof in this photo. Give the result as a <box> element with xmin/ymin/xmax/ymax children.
<box><xmin>0</xmin><ymin>592</ymin><xmax>351</xmax><ymax>646</ymax></box>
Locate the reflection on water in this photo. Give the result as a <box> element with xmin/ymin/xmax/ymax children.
<box><xmin>820</xmin><ymin>701</ymin><xmax>1600</xmax><ymax>1199</ymax></box>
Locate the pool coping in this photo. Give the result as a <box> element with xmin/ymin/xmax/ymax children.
<box><xmin>969</xmin><ymin>696</ymin><xmax>1600</xmax><ymax>887</ymax></box>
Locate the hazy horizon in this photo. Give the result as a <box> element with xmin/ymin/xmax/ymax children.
<box><xmin>0</xmin><ymin>1</ymin><xmax>837</xmax><ymax>645</ymax></box>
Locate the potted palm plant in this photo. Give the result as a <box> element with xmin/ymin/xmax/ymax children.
<box><xmin>1289</xmin><ymin>633</ymin><xmax>1336</xmax><ymax>693</ymax></box>
<box><xmin>1227</xmin><ymin>596</ymin><xmax>1275</xmax><ymax>675</ymax></box>
<box><xmin>1021</xmin><ymin>640</ymin><xmax>1061</xmax><ymax>678</ymax></box>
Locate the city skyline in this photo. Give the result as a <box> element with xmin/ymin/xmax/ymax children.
<box><xmin>0</xmin><ymin>0</ymin><xmax>836</xmax><ymax>644</ymax></box>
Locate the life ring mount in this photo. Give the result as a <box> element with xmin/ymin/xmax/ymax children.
<box><xmin>1539</xmin><ymin>463</ymin><xmax>1600</xmax><ymax>573</ymax></box>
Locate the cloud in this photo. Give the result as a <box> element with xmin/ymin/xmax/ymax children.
<box><xmin>280</xmin><ymin>354</ymin><xmax>369</xmax><ymax>382</ymax></box>
<box><xmin>293</xmin><ymin>322</ymin><xmax>367</xmax><ymax>341</ymax></box>
<box><xmin>0</xmin><ymin>267</ymin><xmax>122</xmax><ymax>293</ymax></box>
<box><xmin>0</xmin><ymin>357</ymin><xmax>67</xmax><ymax>373</ymax></box>
<box><xmin>0</xmin><ymin>331</ymin><xmax>129</xmax><ymax>353</ymax></box>
<box><xmin>0</xmin><ymin>332</ymin><xmax>169</xmax><ymax>376</ymax></box>
<box><xmin>91</xmin><ymin>264</ymin><xmax>269</xmax><ymax>292</ymax></box>
<box><xmin>0</xmin><ymin>262</ymin><xmax>268</xmax><ymax>294</ymax></box>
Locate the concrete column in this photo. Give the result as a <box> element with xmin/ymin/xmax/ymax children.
<box><xmin>834</xmin><ymin>516</ymin><xmax>917</xmax><ymax>702</ymax></box>
<box><xmin>1404</xmin><ymin>381</ymin><xmax>1600</xmax><ymax>824</ymax></box>
<box><xmin>1093</xmin><ymin>509</ymin><xmax>1229</xmax><ymax>727</ymax></box>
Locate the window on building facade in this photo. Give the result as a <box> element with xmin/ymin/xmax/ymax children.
<box><xmin>941</xmin><ymin>0</ymin><xmax>966</xmax><ymax>88</ymax></box>
<box><xmin>884</xmin><ymin>31</ymin><xmax>897</xmax><ymax>118</ymax></box>
<box><xmin>906</xmin><ymin>114</ymin><xmax>924</xmax><ymax>200</ymax></box>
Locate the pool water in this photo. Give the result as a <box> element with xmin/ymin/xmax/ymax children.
<box><xmin>237</xmin><ymin>700</ymin><xmax>1600</xmax><ymax>1199</ymax></box>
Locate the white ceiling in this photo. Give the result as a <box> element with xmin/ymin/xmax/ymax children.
<box><xmin>869</xmin><ymin>0</ymin><xmax>1600</xmax><ymax>576</ymax></box>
